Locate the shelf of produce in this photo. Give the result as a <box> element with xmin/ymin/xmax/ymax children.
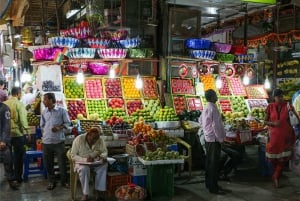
<box><xmin>171</xmin><ymin>77</ymin><xmax>195</xmax><ymax>95</ymax></box>
<box><xmin>245</xmin><ymin>85</ymin><xmax>269</xmax><ymax>99</ymax></box>
<box><xmin>143</xmin><ymin>99</ymin><xmax>161</xmax><ymax>117</ymax></box>
<box><xmin>218</xmin><ymin>76</ymin><xmax>232</xmax><ymax>96</ymax></box>
<box><xmin>66</xmin><ymin>99</ymin><xmax>87</xmax><ymax>120</ymax></box>
<box><xmin>138</xmin><ymin>157</ymin><xmax>184</xmax><ymax>165</ymax></box>
<box><xmin>172</xmin><ymin>95</ymin><xmax>187</xmax><ymax>115</ymax></box>
<box><xmin>228</xmin><ymin>77</ymin><xmax>247</xmax><ymax>96</ymax></box>
<box><xmin>63</xmin><ymin>77</ymin><xmax>85</xmax><ymax>99</ymax></box>
<box><xmin>103</xmin><ymin>77</ymin><xmax>123</xmax><ymax>98</ymax></box>
<box><xmin>218</xmin><ymin>97</ymin><xmax>232</xmax><ymax>113</ymax></box>
<box><xmin>86</xmin><ymin>99</ymin><xmax>107</xmax><ymax>120</ymax></box>
<box><xmin>107</xmin><ymin>98</ymin><xmax>125</xmax><ymax>109</ymax></box>
<box><xmin>185</xmin><ymin>96</ymin><xmax>203</xmax><ymax>111</ymax></box>
<box><xmin>245</xmin><ymin>99</ymin><xmax>268</xmax><ymax>111</ymax></box>
<box><xmin>84</xmin><ymin>77</ymin><xmax>105</xmax><ymax>99</ymax></box>
<box><xmin>121</xmin><ymin>76</ymin><xmax>142</xmax><ymax>99</ymax></box>
<box><xmin>125</xmin><ymin>99</ymin><xmax>144</xmax><ymax>115</ymax></box>
<box><xmin>229</xmin><ymin>96</ymin><xmax>249</xmax><ymax>114</ymax></box>
<box><xmin>142</xmin><ymin>76</ymin><xmax>159</xmax><ymax>99</ymax></box>
<box><xmin>200</xmin><ymin>74</ymin><xmax>217</xmax><ymax>92</ymax></box>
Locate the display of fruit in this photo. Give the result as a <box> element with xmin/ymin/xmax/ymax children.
<box><xmin>186</xmin><ymin>97</ymin><xmax>203</xmax><ymax>111</ymax></box>
<box><xmin>245</xmin><ymin>85</ymin><xmax>268</xmax><ymax>99</ymax></box>
<box><xmin>246</xmin><ymin>99</ymin><xmax>268</xmax><ymax>110</ymax></box>
<box><xmin>248</xmin><ymin>119</ymin><xmax>264</xmax><ymax>131</ymax></box>
<box><xmin>126</xmin><ymin>100</ymin><xmax>143</xmax><ymax>115</ymax></box>
<box><xmin>122</xmin><ymin>77</ymin><xmax>141</xmax><ymax>98</ymax></box>
<box><xmin>130</xmin><ymin>109</ymin><xmax>154</xmax><ymax>123</ymax></box>
<box><xmin>67</xmin><ymin>100</ymin><xmax>86</xmax><ymax>120</ymax></box>
<box><xmin>218</xmin><ymin>76</ymin><xmax>231</xmax><ymax>96</ymax></box>
<box><xmin>250</xmin><ymin>107</ymin><xmax>265</xmax><ymax>120</ymax></box>
<box><xmin>277</xmin><ymin>78</ymin><xmax>300</xmax><ymax>100</ymax></box>
<box><xmin>222</xmin><ymin>111</ymin><xmax>246</xmax><ymax>123</ymax></box>
<box><xmin>86</xmin><ymin>99</ymin><xmax>107</xmax><ymax>120</ymax></box>
<box><xmin>154</xmin><ymin>106</ymin><xmax>179</xmax><ymax>121</ymax></box>
<box><xmin>218</xmin><ymin>99</ymin><xmax>232</xmax><ymax>112</ymax></box>
<box><xmin>104</xmin><ymin>108</ymin><xmax>127</xmax><ymax>120</ymax></box>
<box><xmin>229</xmin><ymin>96</ymin><xmax>249</xmax><ymax>117</ymax></box>
<box><xmin>142</xmin><ymin>148</ymin><xmax>182</xmax><ymax>161</ymax></box>
<box><xmin>173</xmin><ymin>96</ymin><xmax>186</xmax><ymax>114</ymax></box>
<box><xmin>64</xmin><ymin>78</ymin><xmax>84</xmax><ymax>98</ymax></box>
<box><xmin>104</xmin><ymin>78</ymin><xmax>122</xmax><ymax>97</ymax></box>
<box><xmin>108</xmin><ymin>98</ymin><xmax>124</xmax><ymax>109</ymax></box>
<box><xmin>27</xmin><ymin>112</ymin><xmax>40</xmax><ymax>126</ymax></box>
<box><xmin>171</xmin><ymin>78</ymin><xmax>194</xmax><ymax>94</ymax></box>
<box><xmin>230</xmin><ymin>118</ymin><xmax>250</xmax><ymax>130</ymax></box>
<box><xmin>144</xmin><ymin>99</ymin><xmax>161</xmax><ymax>117</ymax></box>
<box><xmin>228</xmin><ymin>77</ymin><xmax>246</xmax><ymax>96</ymax></box>
<box><xmin>200</xmin><ymin>75</ymin><xmax>216</xmax><ymax>92</ymax></box>
<box><xmin>84</xmin><ymin>79</ymin><xmax>104</xmax><ymax>99</ymax></box>
<box><xmin>105</xmin><ymin>115</ymin><xmax>124</xmax><ymax>126</ymax></box>
<box><xmin>142</xmin><ymin>77</ymin><xmax>158</xmax><ymax>98</ymax></box>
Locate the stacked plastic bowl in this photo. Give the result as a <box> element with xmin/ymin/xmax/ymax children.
<box><xmin>97</xmin><ymin>48</ymin><xmax>127</xmax><ymax>59</ymax></box>
<box><xmin>33</xmin><ymin>47</ymin><xmax>62</xmax><ymax>61</ymax></box>
<box><xmin>190</xmin><ymin>50</ymin><xmax>216</xmax><ymax>60</ymax></box>
<box><xmin>50</xmin><ymin>37</ymin><xmax>79</xmax><ymax>48</ymax></box>
<box><xmin>86</xmin><ymin>38</ymin><xmax>110</xmax><ymax>48</ymax></box>
<box><xmin>69</xmin><ymin>48</ymin><xmax>96</xmax><ymax>59</ymax></box>
<box><xmin>88</xmin><ymin>62</ymin><xmax>110</xmax><ymax>75</ymax></box>
<box><xmin>119</xmin><ymin>38</ymin><xmax>141</xmax><ymax>49</ymax></box>
<box><xmin>185</xmin><ymin>38</ymin><xmax>211</xmax><ymax>50</ymax></box>
<box><xmin>212</xmin><ymin>42</ymin><xmax>232</xmax><ymax>53</ymax></box>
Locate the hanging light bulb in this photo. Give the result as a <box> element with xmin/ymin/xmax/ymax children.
<box><xmin>215</xmin><ymin>76</ymin><xmax>222</xmax><ymax>89</ymax></box>
<box><xmin>15</xmin><ymin>80</ymin><xmax>20</xmax><ymax>87</ymax></box>
<box><xmin>243</xmin><ymin>74</ymin><xmax>250</xmax><ymax>85</ymax></box>
<box><xmin>135</xmin><ymin>74</ymin><xmax>143</xmax><ymax>89</ymax></box>
<box><xmin>21</xmin><ymin>70</ymin><xmax>31</xmax><ymax>83</ymax></box>
<box><xmin>109</xmin><ymin>67</ymin><xmax>115</xmax><ymax>78</ymax></box>
<box><xmin>264</xmin><ymin>76</ymin><xmax>271</xmax><ymax>90</ymax></box>
<box><xmin>76</xmin><ymin>67</ymin><xmax>84</xmax><ymax>84</ymax></box>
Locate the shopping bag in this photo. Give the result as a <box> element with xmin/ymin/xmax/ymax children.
<box><xmin>289</xmin><ymin>140</ymin><xmax>300</xmax><ymax>174</ymax></box>
<box><xmin>287</xmin><ymin>103</ymin><xmax>299</xmax><ymax>126</ymax></box>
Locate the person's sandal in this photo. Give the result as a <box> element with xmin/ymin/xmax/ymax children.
<box><xmin>47</xmin><ymin>183</ymin><xmax>56</xmax><ymax>190</ymax></box>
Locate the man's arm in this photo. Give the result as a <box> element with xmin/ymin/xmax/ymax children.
<box><xmin>18</xmin><ymin>103</ymin><xmax>30</xmax><ymax>134</ymax></box>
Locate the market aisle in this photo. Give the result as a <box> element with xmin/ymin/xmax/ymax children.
<box><xmin>1</xmin><ymin>146</ymin><xmax>300</xmax><ymax>201</ymax></box>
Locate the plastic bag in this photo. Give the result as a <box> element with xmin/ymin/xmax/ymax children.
<box><xmin>290</xmin><ymin>140</ymin><xmax>300</xmax><ymax>174</ymax></box>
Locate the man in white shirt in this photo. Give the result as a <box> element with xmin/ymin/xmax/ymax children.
<box><xmin>21</xmin><ymin>86</ymin><xmax>35</xmax><ymax>107</ymax></box>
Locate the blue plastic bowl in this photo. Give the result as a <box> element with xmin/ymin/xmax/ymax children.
<box><xmin>185</xmin><ymin>38</ymin><xmax>211</xmax><ymax>50</ymax></box>
<box><xmin>119</xmin><ymin>38</ymin><xmax>141</xmax><ymax>49</ymax></box>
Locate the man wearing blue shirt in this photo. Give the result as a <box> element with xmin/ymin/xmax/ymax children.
<box><xmin>40</xmin><ymin>93</ymin><xmax>71</xmax><ymax>190</ymax></box>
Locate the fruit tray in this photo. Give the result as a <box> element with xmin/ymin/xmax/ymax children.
<box><xmin>171</xmin><ymin>78</ymin><xmax>195</xmax><ymax>95</ymax></box>
<box><xmin>121</xmin><ymin>77</ymin><xmax>141</xmax><ymax>99</ymax></box>
<box><xmin>84</xmin><ymin>77</ymin><xmax>104</xmax><ymax>99</ymax></box>
<box><xmin>229</xmin><ymin>96</ymin><xmax>249</xmax><ymax>114</ymax></box>
<box><xmin>63</xmin><ymin>77</ymin><xmax>85</xmax><ymax>99</ymax></box>
<box><xmin>126</xmin><ymin>99</ymin><xmax>143</xmax><ymax>115</ymax></box>
<box><xmin>142</xmin><ymin>76</ymin><xmax>159</xmax><ymax>98</ymax></box>
<box><xmin>67</xmin><ymin>99</ymin><xmax>87</xmax><ymax>120</ymax></box>
<box><xmin>185</xmin><ymin>96</ymin><xmax>203</xmax><ymax>111</ymax></box>
<box><xmin>218</xmin><ymin>97</ymin><xmax>232</xmax><ymax>113</ymax></box>
<box><xmin>138</xmin><ymin>157</ymin><xmax>184</xmax><ymax>166</ymax></box>
<box><xmin>86</xmin><ymin>99</ymin><xmax>107</xmax><ymax>120</ymax></box>
<box><xmin>245</xmin><ymin>85</ymin><xmax>269</xmax><ymax>99</ymax></box>
<box><xmin>245</xmin><ymin>99</ymin><xmax>268</xmax><ymax>110</ymax></box>
<box><xmin>228</xmin><ymin>77</ymin><xmax>247</xmax><ymax>96</ymax></box>
<box><xmin>103</xmin><ymin>77</ymin><xmax>123</xmax><ymax>98</ymax></box>
<box><xmin>79</xmin><ymin>120</ymin><xmax>102</xmax><ymax>133</ymax></box>
<box><xmin>218</xmin><ymin>76</ymin><xmax>232</xmax><ymax>96</ymax></box>
<box><xmin>172</xmin><ymin>95</ymin><xmax>187</xmax><ymax>115</ymax></box>
<box><xmin>200</xmin><ymin>74</ymin><xmax>217</xmax><ymax>92</ymax></box>
<box><xmin>107</xmin><ymin>98</ymin><xmax>125</xmax><ymax>109</ymax></box>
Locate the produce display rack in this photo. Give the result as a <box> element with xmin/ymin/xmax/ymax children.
<box><xmin>86</xmin><ymin>99</ymin><xmax>107</xmax><ymax>120</ymax></box>
<box><xmin>121</xmin><ymin>76</ymin><xmax>142</xmax><ymax>99</ymax></box>
<box><xmin>172</xmin><ymin>95</ymin><xmax>187</xmax><ymax>115</ymax></box>
<box><xmin>103</xmin><ymin>77</ymin><xmax>123</xmax><ymax>98</ymax></box>
<box><xmin>84</xmin><ymin>77</ymin><xmax>105</xmax><ymax>99</ymax></box>
<box><xmin>170</xmin><ymin>77</ymin><xmax>195</xmax><ymax>95</ymax></box>
<box><xmin>125</xmin><ymin>99</ymin><xmax>144</xmax><ymax>115</ymax></box>
<box><xmin>200</xmin><ymin>74</ymin><xmax>217</xmax><ymax>92</ymax></box>
<box><xmin>185</xmin><ymin>95</ymin><xmax>203</xmax><ymax>111</ymax></box>
<box><xmin>245</xmin><ymin>85</ymin><xmax>269</xmax><ymax>99</ymax></box>
<box><xmin>228</xmin><ymin>77</ymin><xmax>247</xmax><ymax>96</ymax></box>
<box><xmin>245</xmin><ymin>99</ymin><xmax>269</xmax><ymax>111</ymax></box>
<box><xmin>141</xmin><ymin>76</ymin><xmax>159</xmax><ymax>99</ymax></box>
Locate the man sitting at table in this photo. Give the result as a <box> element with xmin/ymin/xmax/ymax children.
<box><xmin>70</xmin><ymin>126</ymin><xmax>108</xmax><ymax>201</ymax></box>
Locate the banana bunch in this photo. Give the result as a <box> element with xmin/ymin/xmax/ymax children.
<box><xmin>277</xmin><ymin>59</ymin><xmax>300</xmax><ymax>68</ymax></box>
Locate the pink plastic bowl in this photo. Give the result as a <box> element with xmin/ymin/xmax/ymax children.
<box><xmin>212</xmin><ymin>42</ymin><xmax>232</xmax><ymax>53</ymax></box>
<box><xmin>88</xmin><ymin>62</ymin><xmax>110</xmax><ymax>75</ymax></box>
<box><xmin>33</xmin><ymin>47</ymin><xmax>62</xmax><ymax>60</ymax></box>
<box><xmin>231</xmin><ymin>45</ymin><xmax>248</xmax><ymax>55</ymax></box>
<box><xmin>97</xmin><ymin>48</ymin><xmax>127</xmax><ymax>59</ymax></box>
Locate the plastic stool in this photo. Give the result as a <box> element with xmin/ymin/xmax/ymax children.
<box><xmin>23</xmin><ymin>150</ymin><xmax>47</xmax><ymax>181</ymax></box>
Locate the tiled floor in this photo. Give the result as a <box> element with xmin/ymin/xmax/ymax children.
<box><xmin>1</xmin><ymin>145</ymin><xmax>300</xmax><ymax>201</ymax></box>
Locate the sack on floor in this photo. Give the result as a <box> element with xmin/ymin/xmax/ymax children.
<box><xmin>289</xmin><ymin>140</ymin><xmax>300</xmax><ymax>174</ymax></box>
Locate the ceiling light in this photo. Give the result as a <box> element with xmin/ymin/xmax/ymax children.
<box><xmin>76</xmin><ymin>67</ymin><xmax>84</xmax><ymax>84</ymax></box>
<box><xmin>215</xmin><ymin>76</ymin><xmax>222</xmax><ymax>89</ymax></box>
<box><xmin>135</xmin><ymin>74</ymin><xmax>143</xmax><ymax>89</ymax></box>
